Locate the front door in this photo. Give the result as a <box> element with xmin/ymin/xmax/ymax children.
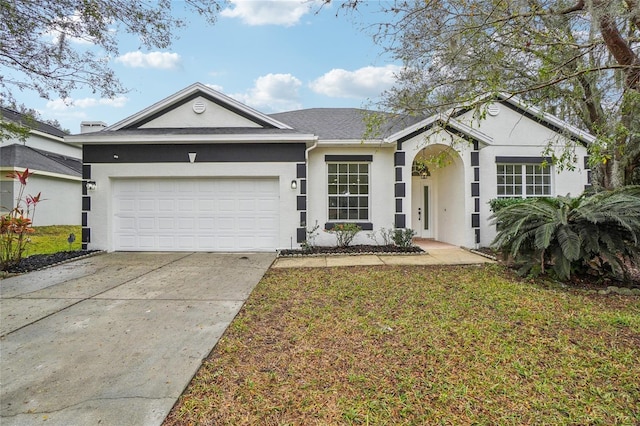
<box><xmin>412</xmin><ymin>180</ymin><xmax>433</xmax><ymax>238</ymax></box>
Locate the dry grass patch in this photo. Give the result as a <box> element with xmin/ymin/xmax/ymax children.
<box><xmin>165</xmin><ymin>265</ymin><xmax>639</xmax><ymax>425</ymax></box>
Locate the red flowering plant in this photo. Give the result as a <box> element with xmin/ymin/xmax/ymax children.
<box><xmin>1</xmin><ymin>169</ymin><xmax>42</xmax><ymax>270</ymax></box>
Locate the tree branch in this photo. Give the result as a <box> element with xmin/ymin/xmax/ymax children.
<box><xmin>556</xmin><ymin>0</ymin><xmax>585</xmax><ymax>15</ymax></box>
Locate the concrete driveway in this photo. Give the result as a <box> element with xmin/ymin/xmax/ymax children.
<box><xmin>0</xmin><ymin>252</ymin><xmax>275</xmax><ymax>426</ymax></box>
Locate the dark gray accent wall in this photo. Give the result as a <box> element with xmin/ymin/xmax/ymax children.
<box><xmin>84</xmin><ymin>143</ymin><xmax>306</xmax><ymax>163</ymax></box>
<box><xmin>394</xmin><ymin>152</ymin><xmax>405</xmax><ymax>166</ymax></box>
<box><xmin>395</xmin><ymin>214</ymin><xmax>406</xmax><ymax>228</ymax></box>
<box><xmin>297</xmin><ymin>228</ymin><xmax>306</xmax><ymax>244</ymax></box>
<box><xmin>296</xmin><ymin>163</ymin><xmax>306</xmax><ymax>178</ymax></box>
<box><xmin>471</xmin><ymin>152</ymin><xmax>479</xmax><ymax>167</ymax></box>
<box><xmin>495</xmin><ymin>156</ymin><xmax>552</xmax><ymax>164</ymax></box>
<box><xmin>471</xmin><ymin>183</ymin><xmax>480</xmax><ymax>197</ymax></box>
<box><xmin>82</xmin><ymin>227</ymin><xmax>90</xmax><ymax>244</ymax></box>
<box><xmin>324</xmin><ymin>154</ymin><xmax>373</xmax><ymax>162</ymax></box>
<box><xmin>82</xmin><ymin>164</ymin><xmax>91</xmax><ymax>179</ymax></box>
<box><xmin>82</xmin><ymin>196</ymin><xmax>91</xmax><ymax>211</ymax></box>
<box><xmin>297</xmin><ymin>196</ymin><xmax>306</xmax><ymax>211</ymax></box>
<box><xmin>395</xmin><ymin>167</ymin><xmax>402</xmax><ymax>182</ymax></box>
<box><xmin>395</xmin><ymin>183</ymin><xmax>406</xmax><ymax>198</ymax></box>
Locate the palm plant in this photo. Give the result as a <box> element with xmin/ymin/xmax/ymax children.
<box><xmin>490</xmin><ymin>186</ymin><xmax>640</xmax><ymax>282</ymax></box>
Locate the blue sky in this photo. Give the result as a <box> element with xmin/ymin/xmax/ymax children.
<box><xmin>19</xmin><ymin>1</ymin><xmax>399</xmax><ymax>134</ymax></box>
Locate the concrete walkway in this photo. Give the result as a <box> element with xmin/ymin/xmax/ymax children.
<box><xmin>272</xmin><ymin>246</ymin><xmax>494</xmax><ymax>268</ymax></box>
<box><xmin>0</xmin><ymin>252</ymin><xmax>274</xmax><ymax>426</ymax></box>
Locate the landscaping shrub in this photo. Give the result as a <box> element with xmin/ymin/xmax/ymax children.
<box><xmin>1</xmin><ymin>169</ymin><xmax>42</xmax><ymax>270</ymax></box>
<box><xmin>327</xmin><ymin>223</ymin><xmax>361</xmax><ymax>247</ymax></box>
<box><xmin>490</xmin><ymin>186</ymin><xmax>640</xmax><ymax>282</ymax></box>
<box><xmin>392</xmin><ymin>228</ymin><xmax>417</xmax><ymax>247</ymax></box>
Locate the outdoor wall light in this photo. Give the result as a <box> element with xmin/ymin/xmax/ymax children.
<box><xmin>86</xmin><ymin>181</ymin><xmax>97</xmax><ymax>191</ymax></box>
<box><xmin>290</xmin><ymin>180</ymin><xmax>298</xmax><ymax>190</ymax></box>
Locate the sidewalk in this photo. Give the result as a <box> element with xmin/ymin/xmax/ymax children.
<box><xmin>272</xmin><ymin>246</ymin><xmax>494</xmax><ymax>269</ymax></box>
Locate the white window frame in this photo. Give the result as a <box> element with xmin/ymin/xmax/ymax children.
<box><xmin>327</xmin><ymin>162</ymin><xmax>370</xmax><ymax>221</ymax></box>
<box><xmin>496</xmin><ymin>163</ymin><xmax>552</xmax><ymax>198</ymax></box>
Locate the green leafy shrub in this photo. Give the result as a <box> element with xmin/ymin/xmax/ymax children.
<box><xmin>490</xmin><ymin>186</ymin><xmax>640</xmax><ymax>282</ymax></box>
<box><xmin>392</xmin><ymin>228</ymin><xmax>417</xmax><ymax>247</ymax></box>
<box><xmin>488</xmin><ymin>197</ymin><xmax>532</xmax><ymax>213</ymax></box>
<box><xmin>327</xmin><ymin>223</ymin><xmax>361</xmax><ymax>247</ymax></box>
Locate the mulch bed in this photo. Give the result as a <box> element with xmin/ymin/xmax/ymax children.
<box><xmin>1</xmin><ymin>250</ymin><xmax>101</xmax><ymax>274</ymax></box>
<box><xmin>279</xmin><ymin>244</ymin><xmax>424</xmax><ymax>257</ymax></box>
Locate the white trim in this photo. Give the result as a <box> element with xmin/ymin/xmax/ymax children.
<box><xmin>0</xmin><ymin>166</ymin><xmax>82</xmax><ymax>181</ymax></box>
<box><xmin>67</xmin><ymin>133</ymin><xmax>318</xmax><ymax>144</ymax></box>
<box><xmin>105</xmin><ymin>82</ymin><xmax>294</xmax><ymax>131</ymax></box>
<box><xmin>385</xmin><ymin>114</ymin><xmax>494</xmax><ymax>145</ymax></box>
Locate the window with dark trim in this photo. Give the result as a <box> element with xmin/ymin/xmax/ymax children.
<box><xmin>328</xmin><ymin>163</ymin><xmax>369</xmax><ymax>220</ymax></box>
<box><xmin>497</xmin><ymin>164</ymin><xmax>551</xmax><ymax>197</ymax></box>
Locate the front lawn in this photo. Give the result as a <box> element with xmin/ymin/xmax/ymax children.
<box><xmin>24</xmin><ymin>225</ymin><xmax>82</xmax><ymax>255</ymax></box>
<box><xmin>164</xmin><ymin>265</ymin><xmax>639</xmax><ymax>425</ymax></box>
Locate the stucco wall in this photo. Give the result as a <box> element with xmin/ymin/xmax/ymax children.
<box><xmin>2</xmin><ymin>174</ymin><xmax>82</xmax><ymax>226</ymax></box>
<box><xmin>399</xmin><ymin>105</ymin><xmax>589</xmax><ymax>248</ymax></box>
<box><xmin>306</xmin><ymin>145</ymin><xmax>396</xmax><ymax>247</ymax></box>
<box><xmin>5</xmin><ymin>133</ymin><xmax>81</xmax><ymax>158</ymax></box>
<box><xmin>139</xmin><ymin>96</ymin><xmax>263</xmax><ymax>129</ymax></box>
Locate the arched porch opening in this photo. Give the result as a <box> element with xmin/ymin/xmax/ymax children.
<box><xmin>409</xmin><ymin>144</ymin><xmax>466</xmax><ymax>246</ymax></box>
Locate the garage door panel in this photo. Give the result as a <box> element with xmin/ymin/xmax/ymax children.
<box><xmin>113</xmin><ymin>178</ymin><xmax>279</xmax><ymax>251</ymax></box>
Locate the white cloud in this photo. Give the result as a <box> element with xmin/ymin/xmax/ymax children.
<box><xmin>205</xmin><ymin>83</ymin><xmax>225</xmax><ymax>92</ymax></box>
<box><xmin>115</xmin><ymin>51</ymin><xmax>181</xmax><ymax>69</ymax></box>
<box><xmin>221</xmin><ymin>0</ymin><xmax>319</xmax><ymax>26</ymax></box>
<box><xmin>310</xmin><ymin>65</ymin><xmax>402</xmax><ymax>99</ymax></box>
<box><xmin>46</xmin><ymin>96</ymin><xmax>128</xmax><ymax>110</ymax></box>
<box><xmin>232</xmin><ymin>73</ymin><xmax>302</xmax><ymax>112</ymax></box>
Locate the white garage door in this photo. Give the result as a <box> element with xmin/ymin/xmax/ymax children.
<box><xmin>113</xmin><ymin>178</ymin><xmax>279</xmax><ymax>251</ymax></box>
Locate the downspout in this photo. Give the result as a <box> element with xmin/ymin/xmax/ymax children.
<box><xmin>305</xmin><ymin>138</ymin><xmax>318</xmax><ymax>162</ymax></box>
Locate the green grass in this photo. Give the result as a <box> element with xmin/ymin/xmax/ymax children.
<box><xmin>24</xmin><ymin>225</ymin><xmax>82</xmax><ymax>256</ymax></box>
<box><xmin>164</xmin><ymin>265</ymin><xmax>640</xmax><ymax>425</ymax></box>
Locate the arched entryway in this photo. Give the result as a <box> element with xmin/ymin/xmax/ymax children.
<box><xmin>409</xmin><ymin>144</ymin><xmax>466</xmax><ymax>246</ymax></box>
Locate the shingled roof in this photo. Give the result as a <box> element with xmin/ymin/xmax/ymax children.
<box><xmin>0</xmin><ymin>107</ymin><xmax>68</xmax><ymax>138</ymax></box>
<box><xmin>269</xmin><ymin>108</ymin><xmax>425</xmax><ymax>140</ymax></box>
<box><xmin>0</xmin><ymin>144</ymin><xmax>81</xmax><ymax>177</ymax></box>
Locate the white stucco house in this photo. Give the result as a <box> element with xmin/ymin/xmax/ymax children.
<box><xmin>1</xmin><ymin>107</ymin><xmax>83</xmax><ymax>226</ymax></box>
<box><xmin>67</xmin><ymin>83</ymin><xmax>593</xmax><ymax>252</ymax></box>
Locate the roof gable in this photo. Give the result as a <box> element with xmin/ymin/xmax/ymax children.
<box><xmin>106</xmin><ymin>83</ymin><xmax>293</xmax><ymax>131</ymax></box>
<box><xmin>385</xmin><ymin>94</ymin><xmax>595</xmax><ymax>146</ymax></box>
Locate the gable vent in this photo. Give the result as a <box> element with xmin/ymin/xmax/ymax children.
<box><xmin>487</xmin><ymin>104</ymin><xmax>500</xmax><ymax>116</ymax></box>
<box><xmin>192</xmin><ymin>100</ymin><xmax>206</xmax><ymax>114</ymax></box>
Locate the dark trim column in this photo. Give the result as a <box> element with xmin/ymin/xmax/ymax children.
<box><xmin>471</xmin><ymin>142</ymin><xmax>481</xmax><ymax>245</ymax></box>
<box><xmin>81</xmin><ymin>164</ymin><xmax>91</xmax><ymax>250</ymax></box>
<box><xmin>296</xmin><ymin>162</ymin><xmax>307</xmax><ymax>243</ymax></box>
<box><xmin>394</xmin><ymin>151</ymin><xmax>406</xmax><ymax>228</ymax></box>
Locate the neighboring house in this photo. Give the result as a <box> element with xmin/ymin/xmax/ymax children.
<box><xmin>0</xmin><ymin>107</ymin><xmax>83</xmax><ymax>226</ymax></box>
<box><xmin>67</xmin><ymin>83</ymin><xmax>592</xmax><ymax>252</ymax></box>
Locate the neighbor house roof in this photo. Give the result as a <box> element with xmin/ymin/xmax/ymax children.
<box><xmin>0</xmin><ymin>107</ymin><xmax>68</xmax><ymax>139</ymax></box>
<box><xmin>0</xmin><ymin>144</ymin><xmax>82</xmax><ymax>177</ymax></box>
